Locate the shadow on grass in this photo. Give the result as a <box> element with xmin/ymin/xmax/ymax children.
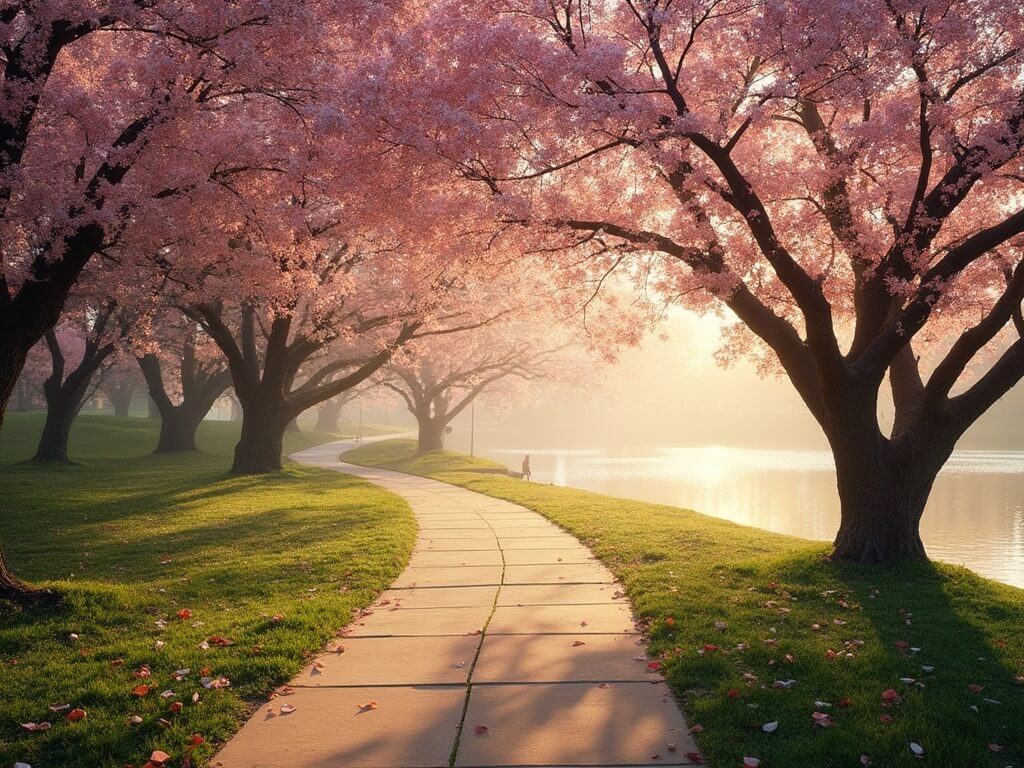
<box><xmin>678</xmin><ymin>553</ymin><xmax>1024</xmax><ymax>768</ymax></box>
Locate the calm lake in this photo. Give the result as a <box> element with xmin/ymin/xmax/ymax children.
<box><xmin>452</xmin><ymin>434</ymin><xmax>1024</xmax><ymax>589</ymax></box>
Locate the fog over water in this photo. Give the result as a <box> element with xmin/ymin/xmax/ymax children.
<box><xmin>425</xmin><ymin>314</ymin><xmax>1024</xmax><ymax>589</ymax></box>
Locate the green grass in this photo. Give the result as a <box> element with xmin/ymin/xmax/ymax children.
<box><xmin>0</xmin><ymin>415</ymin><xmax>416</xmax><ymax>768</ymax></box>
<box><xmin>343</xmin><ymin>439</ymin><xmax>1024</xmax><ymax>768</ymax></box>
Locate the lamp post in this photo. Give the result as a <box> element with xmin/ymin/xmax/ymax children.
<box><xmin>470</xmin><ymin>402</ymin><xmax>475</xmax><ymax>457</ymax></box>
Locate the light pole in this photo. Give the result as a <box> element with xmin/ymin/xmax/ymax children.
<box><xmin>470</xmin><ymin>402</ymin><xmax>475</xmax><ymax>457</ymax></box>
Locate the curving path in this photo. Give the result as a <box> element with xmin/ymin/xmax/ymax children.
<box><xmin>213</xmin><ymin>439</ymin><xmax>698</xmax><ymax>768</ymax></box>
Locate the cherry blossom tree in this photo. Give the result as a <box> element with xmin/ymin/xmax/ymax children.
<box><xmin>313</xmin><ymin>388</ymin><xmax>363</xmax><ymax>433</ymax></box>
<box><xmin>379</xmin><ymin>317</ymin><xmax>574</xmax><ymax>453</ymax></box>
<box><xmin>100</xmin><ymin>358</ymin><xmax>143</xmax><ymax>417</ymax></box>
<box><xmin>0</xmin><ymin>0</ymin><xmax>385</xmax><ymax>601</ymax></box>
<box><xmin>380</xmin><ymin>0</ymin><xmax>1024</xmax><ymax>563</ymax></box>
<box><xmin>137</xmin><ymin>312</ymin><xmax>232</xmax><ymax>453</ymax></box>
<box><xmin>32</xmin><ymin>303</ymin><xmax>125</xmax><ymax>463</ymax></box>
<box><xmin>176</xmin><ymin>241</ymin><xmax>491</xmax><ymax>473</ymax></box>
<box><xmin>142</xmin><ymin>92</ymin><xmax>521</xmax><ymax>472</ymax></box>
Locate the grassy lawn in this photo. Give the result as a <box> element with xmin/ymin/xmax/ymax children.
<box><xmin>343</xmin><ymin>439</ymin><xmax>1024</xmax><ymax>768</ymax></box>
<box><xmin>0</xmin><ymin>415</ymin><xmax>416</xmax><ymax>768</ymax></box>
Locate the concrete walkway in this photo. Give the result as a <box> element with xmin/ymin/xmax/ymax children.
<box><xmin>213</xmin><ymin>439</ymin><xmax>697</xmax><ymax>768</ymax></box>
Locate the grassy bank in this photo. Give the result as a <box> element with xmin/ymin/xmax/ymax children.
<box><xmin>343</xmin><ymin>439</ymin><xmax>1024</xmax><ymax>768</ymax></box>
<box><xmin>0</xmin><ymin>415</ymin><xmax>416</xmax><ymax>768</ymax></box>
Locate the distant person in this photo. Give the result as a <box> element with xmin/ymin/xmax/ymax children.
<box><xmin>521</xmin><ymin>454</ymin><xmax>532</xmax><ymax>481</ymax></box>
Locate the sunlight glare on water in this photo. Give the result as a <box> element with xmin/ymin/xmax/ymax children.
<box><xmin>486</xmin><ymin>444</ymin><xmax>1024</xmax><ymax>589</ymax></box>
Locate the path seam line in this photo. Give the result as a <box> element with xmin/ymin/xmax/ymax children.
<box><xmin>447</xmin><ymin>512</ymin><xmax>508</xmax><ymax>768</ymax></box>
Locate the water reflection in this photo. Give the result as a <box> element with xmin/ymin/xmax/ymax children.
<box><xmin>484</xmin><ymin>445</ymin><xmax>1024</xmax><ymax>589</ymax></box>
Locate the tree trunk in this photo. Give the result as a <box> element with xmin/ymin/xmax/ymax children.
<box><xmin>0</xmin><ymin>545</ymin><xmax>59</xmax><ymax>605</ymax></box>
<box><xmin>0</xmin><ymin>226</ymin><xmax>106</xmax><ymax>604</ymax></box>
<box><xmin>108</xmin><ymin>383</ymin><xmax>135</xmax><ymax>417</ymax></box>
<box><xmin>32</xmin><ymin>330</ymin><xmax>109</xmax><ymax>463</ymax></box>
<box><xmin>154</xmin><ymin>407</ymin><xmax>204</xmax><ymax>453</ymax></box>
<box><xmin>32</xmin><ymin>399</ymin><xmax>78</xmax><ymax>466</ymax></box>
<box><xmin>831</xmin><ymin>459</ymin><xmax>928</xmax><ymax>563</ymax></box>
<box><xmin>829</xmin><ymin>417</ymin><xmax>953</xmax><ymax>564</ymax></box>
<box><xmin>138</xmin><ymin>352</ymin><xmax>231</xmax><ymax>455</ymax></box>
<box><xmin>316</xmin><ymin>398</ymin><xmax>344</xmax><ymax>432</ymax></box>
<box><xmin>148</xmin><ymin>395</ymin><xmax>160</xmax><ymax>419</ymax></box>
<box><xmin>0</xmin><ymin>332</ymin><xmax>64</xmax><ymax>603</ymax></box>
<box><xmin>416</xmin><ymin>416</ymin><xmax>446</xmax><ymax>454</ymax></box>
<box><xmin>13</xmin><ymin>378</ymin><xmax>33</xmax><ymax>411</ymax></box>
<box><xmin>232</xmin><ymin>409</ymin><xmax>287</xmax><ymax>474</ymax></box>
<box><xmin>230</xmin><ymin>395</ymin><xmax>243</xmax><ymax>421</ymax></box>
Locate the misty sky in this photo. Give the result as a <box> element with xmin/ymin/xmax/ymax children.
<box><xmin>377</xmin><ymin>311</ymin><xmax>1024</xmax><ymax>452</ymax></box>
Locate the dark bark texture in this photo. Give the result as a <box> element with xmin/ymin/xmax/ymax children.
<box><xmin>105</xmin><ymin>380</ymin><xmax>137</xmax><ymax>418</ymax></box>
<box><xmin>138</xmin><ymin>344</ymin><xmax>231</xmax><ymax>454</ymax></box>
<box><xmin>416</xmin><ymin>416</ymin><xmax>446</xmax><ymax>453</ymax></box>
<box><xmin>184</xmin><ymin>302</ymin><xmax>416</xmax><ymax>475</ymax></box>
<box><xmin>232</xmin><ymin>407</ymin><xmax>288</xmax><ymax>474</ymax></box>
<box><xmin>315</xmin><ymin>397</ymin><xmax>344</xmax><ymax>432</ymax></box>
<box><xmin>33</xmin><ymin>324</ymin><xmax>115</xmax><ymax>463</ymax></box>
